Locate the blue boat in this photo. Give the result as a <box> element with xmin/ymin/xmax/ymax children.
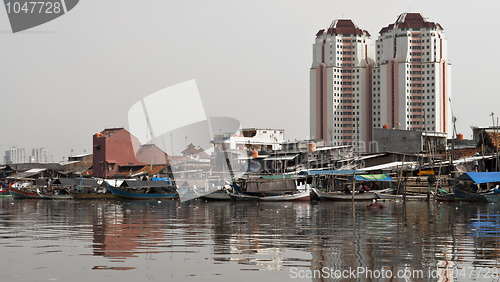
<box><xmin>453</xmin><ymin>187</ymin><xmax>488</xmax><ymax>202</ymax></box>
<box><xmin>455</xmin><ymin>172</ymin><xmax>500</xmax><ymax>202</ymax></box>
<box><xmin>109</xmin><ymin>180</ymin><xmax>178</xmax><ymax>200</ymax></box>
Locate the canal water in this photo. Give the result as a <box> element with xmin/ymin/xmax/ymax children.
<box><xmin>1</xmin><ymin>198</ymin><xmax>500</xmax><ymax>281</ymax></box>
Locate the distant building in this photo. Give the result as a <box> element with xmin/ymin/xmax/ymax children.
<box><xmin>373</xmin><ymin>128</ymin><xmax>446</xmax><ymax>154</ymax></box>
<box><xmin>32</xmin><ymin>148</ymin><xmax>49</xmax><ymax>163</ymax></box>
<box><xmin>310</xmin><ymin>19</ymin><xmax>375</xmax><ymax>148</ymax></box>
<box><xmin>180</xmin><ymin>143</ymin><xmax>210</xmax><ymax>160</ymax></box>
<box><xmin>93</xmin><ymin>128</ymin><xmax>168</xmax><ymax>178</ymax></box>
<box><xmin>4</xmin><ymin>147</ymin><xmax>25</xmax><ymax>164</ymax></box>
<box><xmin>374</xmin><ymin>13</ymin><xmax>451</xmax><ymax>135</ymax></box>
<box><xmin>213</xmin><ymin>128</ymin><xmax>284</xmax><ymax>153</ymax></box>
<box><xmin>310</xmin><ymin>13</ymin><xmax>451</xmax><ymax>152</ymax></box>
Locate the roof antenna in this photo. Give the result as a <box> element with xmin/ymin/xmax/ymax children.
<box><xmin>409</xmin><ymin>6</ymin><xmax>411</xmax><ymax>12</ymax></box>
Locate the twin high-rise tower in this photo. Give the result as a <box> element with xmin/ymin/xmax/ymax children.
<box><xmin>310</xmin><ymin>13</ymin><xmax>451</xmax><ymax>151</ymax></box>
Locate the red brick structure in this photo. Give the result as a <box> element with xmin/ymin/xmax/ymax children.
<box><xmin>93</xmin><ymin>128</ymin><xmax>168</xmax><ymax>178</ymax></box>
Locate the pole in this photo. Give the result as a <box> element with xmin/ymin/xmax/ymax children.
<box><xmin>435</xmin><ymin>159</ymin><xmax>444</xmax><ymax>194</ymax></box>
<box><xmin>352</xmin><ymin>172</ymin><xmax>356</xmax><ymax>202</ymax></box>
<box><xmin>496</xmin><ymin>117</ymin><xmax>499</xmax><ymax>172</ymax></box>
<box><xmin>396</xmin><ymin>154</ymin><xmax>406</xmax><ymax>195</ymax></box>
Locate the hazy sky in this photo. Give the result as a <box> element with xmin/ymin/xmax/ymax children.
<box><xmin>0</xmin><ymin>0</ymin><xmax>499</xmax><ymax>163</ymax></box>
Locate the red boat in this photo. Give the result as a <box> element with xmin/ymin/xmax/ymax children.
<box><xmin>9</xmin><ymin>185</ymin><xmax>41</xmax><ymax>199</ymax></box>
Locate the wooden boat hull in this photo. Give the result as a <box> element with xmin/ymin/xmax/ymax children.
<box><xmin>435</xmin><ymin>193</ymin><xmax>455</xmax><ymax>202</ymax></box>
<box><xmin>376</xmin><ymin>193</ymin><xmax>429</xmax><ymax>200</ymax></box>
<box><xmin>9</xmin><ymin>187</ymin><xmax>41</xmax><ymax>199</ymax></box>
<box><xmin>229</xmin><ymin>189</ymin><xmax>310</xmax><ymax>201</ymax></box>
<box><xmin>68</xmin><ymin>191</ymin><xmax>114</xmax><ymax>200</ymax></box>
<box><xmin>38</xmin><ymin>194</ymin><xmax>72</xmax><ymax>199</ymax></box>
<box><xmin>454</xmin><ymin>188</ymin><xmax>488</xmax><ymax>202</ymax></box>
<box><xmin>36</xmin><ymin>188</ymin><xmax>72</xmax><ymax>200</ymax></box>
<box><xmin>109</xmin><ymin>187</ymin><xmax>178</xmax><ymax>200</ymax></box>
<box><xmin>201</xmin><ymin>190</ymin><xmax>231</xmax><ymax>200</ymax></box>
<box><xmin>312</xmin><ymin>188</ymin><xmax>378</xmax><ymax>201</ymax></box>
<box><xmin>485</xmin><ymin>194</ymin><xmax>500</xmax><ymax>203</ymax></box>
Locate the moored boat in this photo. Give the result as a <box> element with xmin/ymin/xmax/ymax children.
<box><xmin>109</xmin><ymin>180</ymin><xmax>178</xmax><ymax>200</ymax></box>
<box><xmin>312</xmin><ymin>188</ymin><xmax>379</xmax><ymax>201</ymax></box>
<box><xmin>454</xmin><ymin>172</ymin><xmax>500</xmax><ymax>202</ymax></box>
<box><xmin>0</xmin><ymin>182</ymin><xmax>12</xmax><ymax>198</ymax></box>
<box><xmin>109</xmin><ymin>186</ymin><xmax>178</xmax><ymax>200</ymax></box>
<box><xmin>454</xmin><ymin>187</ymin><xmax>489</xmax><ymax>202</ymax></box>
<box><xmin>67</xmin><ymin>179</ymin><xmax>114</xmax><ymax>200</ymax></box>
<box><xmin>229</xmin><ymin>176</ymin><xmax>311</xmax><ymax>201</ymax></box>
<box><xmin>485</xmin><ymin>194</ymin><xmax>500</xmax><ymax>203</ymax></box>
<box><xmin>9</xmin><ymin>185</ymin><xmax>41</xmax><ymax>199</ymax></box>
<box><xmin>376</xmin><ymin>192</ymin><xmax>430</xmax><ymax>200</ymax></box>
<box><xmin>68</xmin><ymin>191</ymin><xmax>114</xmax><ymax>200</ymax></box>
<box><xmin>435</xmin><ymin>193</ymin><xmax>455</xmax><ymax>202</ymax></box>
<box><xmin>37</xmin><ymin>188</ymin><xmax>72</xmax><ymax>200</ymax></box>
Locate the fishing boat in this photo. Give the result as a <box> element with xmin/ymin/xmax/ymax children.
<box><xmin>485</xmin><ymin>194</ymin><xmax>500</xmax><ymax>203</ymax></box>
<box><xmin>37</xmin><ymin>188</ymin><xmax>72</xmax><ymax>200</ymax></box>
<box><xmin>68</xmin><ymin>190</ymin><xmax>114</xmax><ymax>200</ymax></box>
<box><xmin>9</xmin><ymin>185</ymin><xmax>41</xmax><ymax>199</ymax></box>
<box><xmin>109</xmin><ymin>180</ymin><xmax>178</xmax><ymax>200</ymax></box>
<box><xmin>311</xmin><ymin>188</ymin><xmax>380</xmax><ymax>200</ymax></box>
<box><xmin>453</xmin><ymin>187</ymin><xmax>489</xmax><ymax>202</ymax></box>
<box><xmin>453</xmin><ymin>172</ymin><xmax>500</xmax><ymax>202</ymax></box>
<box><xmin>311</xmin><ymin>174</ymin><xmax>395</xmax><ymax>201</ymax></box>
<box><xmin>376</xmin><ymin>192</ymin><xmax>430</xmax><ymax>200</ymax></box>
<box><xmin>435</xmin><ymin>193</ymin><xmax>455</xmax><ymax>202</ymax></box>
<box><xmin>191</xmin><ymin>178</ymin><xmax>232</xmax><ymax>200</ymax></box>
<box><xmin>229</xmin><ymin>176</ymin><xmax>311</xmax><ymax>201</ymax></box>
<box><xmin>0</xmin><ymin>182</ymin><xmax>12</xmax><ymax>198</ymax></box>
<box><xmin>67</xmin><ymin>179</ymin><xmax>114</xmax><ymax>200</ymax></box>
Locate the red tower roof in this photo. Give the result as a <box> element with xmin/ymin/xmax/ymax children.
<box><xmin>316</xmin><ymin>19</ymin><xmax>370</xmax><ymax>37</ymax></box>
<box><xmin>379</xmin><ymin>13</ymin><xmax>444</xmax><ymax>34</ymax></box>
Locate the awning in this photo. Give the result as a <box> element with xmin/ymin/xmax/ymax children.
<box><xmin>263</xmin><ymin>154</ymin><xmax>298</xmax><ymax>161</ymax></box>
<box><xmin>457</xmin><ymin>172</ymin><xmax>500</xmax><ymax>184</ymax></box>
<box><xmin>355</xmin><ymin>174</ymin><xmax>395</xmax><ymax>182</ymax></box>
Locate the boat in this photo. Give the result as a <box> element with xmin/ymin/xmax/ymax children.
<box><xmin>229</xmin><ymin>176</ymin><xmax>311</xmax><ymax>201</ymax></box>
<box><xmin>485</xmin><ymin>194</ymin><xmax>500</xmax><ymax>203</ymax></box>
<box><xmin>0</xmin><ymin>182</ymin><xmax>12</xmax><ymax>198</ymax></box>
<box><xmin>9</xmin><ymin>185</ymin><xmax>41</xmax><ymax>199</ymax></box>
<box><xmin>191</xmin><ymin>179</ymin><xmax>232</xmax><ymax>200</ymax></box>
<box><xmin>67</xmin><ymin>180</ymin><xmax>114</xmax><ymax>200</ymax></box>
<box><xmin>311</xmin><ymin>174</ymin><xmax>395</xmax><ymax>201</ymax></box>
<box><xmin>109</xmin><ymin>180</ymin><xmax>178</xmax><ymax>200</ymax></box>
<box><xmin>454</xmin><ymin>172</ymin><xmax>500</xmax><ymax>202</ymax></box>
<box><xmin>435</xmin><ymin>193</ymin><xmax>455</xmax><ymax>202</ymax></box>
<box><xmin>37</xmin><ymin>188</ymin><xmax>72</xmax><ymax>200</ymax></box>
<box><xmin>311</xmin><ymin>188</ymin><xmax>379</xmax><ymax>201</ymax></box>
<box><xmin>68</xmin><ymin>190</ymin><xmax>114</xmax><ymax>200</ymax></box>
<box><xmin>199</xmin><ymin>189</ymin><xmax>231</xmax><ymax>200</ymax></box>
<box><xmin>453</xmin><ymin>187</ymin><xmax>489</xmax><ymax>202</ymax></box>
<box><xmin>376</xmin><ymin>192</ymin><xmax>430</xmax><ymax>200</ymax></box>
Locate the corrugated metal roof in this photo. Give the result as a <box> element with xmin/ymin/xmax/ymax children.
<box><xmin>7</xmin><ymin>168</ymin><xmax>47</xmax><ymax>179</ymax></box>
<box><xmin>54</xmin><ymin>178</ymin><xmax>98</xmax><ymax>187</ymax></box>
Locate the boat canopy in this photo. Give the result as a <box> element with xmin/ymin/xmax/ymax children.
<box><xmin>457</xmin><ymin>172</ymin><xmax>500</xmax><ymax>184</ymax></box>
<box><xmin>355</xmin><ymin>174</ymin><xmax>395</xmax><ymax>182</ymax></box>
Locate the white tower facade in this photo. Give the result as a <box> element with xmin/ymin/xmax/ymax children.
<box><xmin>373</xmin><ymin>13</ymin><xmax>451</xmax><ymax>135</ymax></box>
<box><xmin>310</xmin><ymin>19</ymin><xmax>375</xmax><ymax>150</ymax></box>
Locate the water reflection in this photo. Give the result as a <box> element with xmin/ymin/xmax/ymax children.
<box><xmin>1</xmin><ymin>198</ymin><xmax>500</xmax><ymax>281</ymax></box>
